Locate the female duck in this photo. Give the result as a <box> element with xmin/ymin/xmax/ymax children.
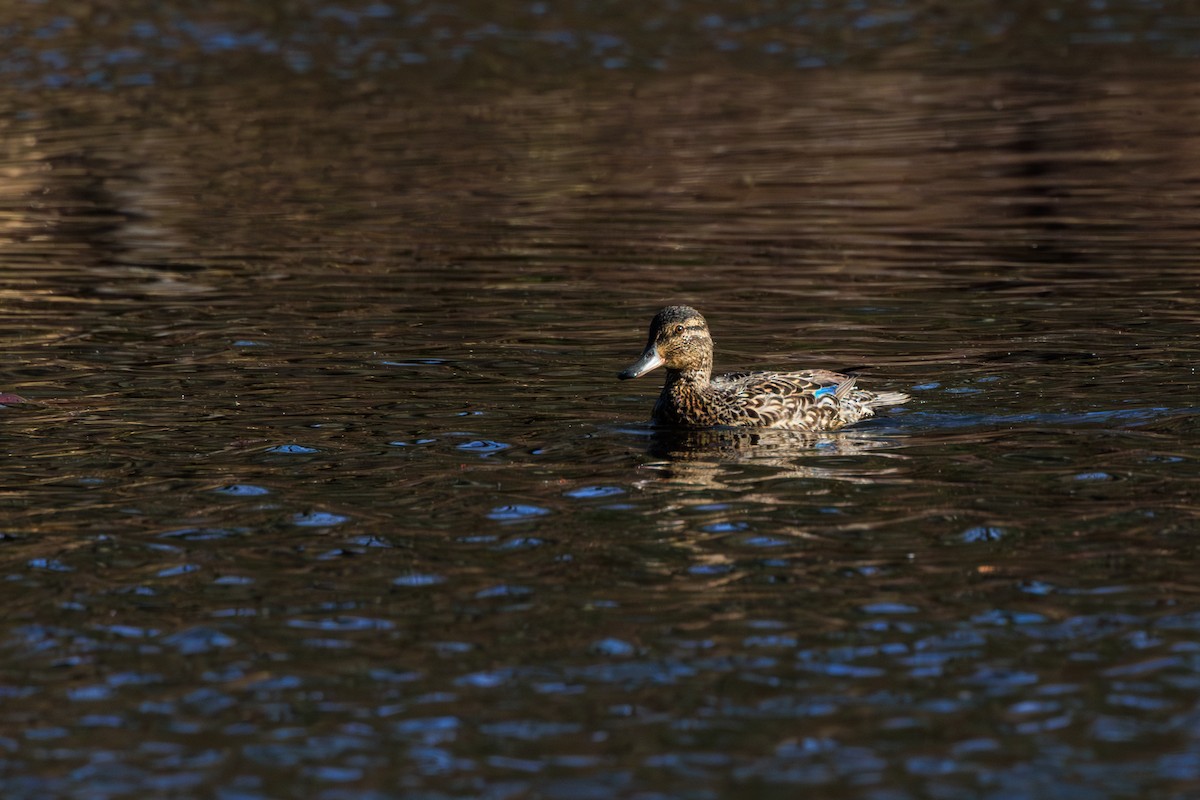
<box><xmin>618</xmin><ymin>306</ymin><xmax>909</xmax><ymax>431</ymax></box>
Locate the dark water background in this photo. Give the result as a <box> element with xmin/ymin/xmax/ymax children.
<box><xmin>4</xmin><ymin>2</ymin><xmax>1200</xmax><ymax>798</ymax></box>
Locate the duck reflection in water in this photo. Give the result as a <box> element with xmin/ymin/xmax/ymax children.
<box><xmin>619</xmin><ymin>306</ymin><xmax>910</xmax><ymax>431</ymax></box>
<box><xmin>638</xmin><ymin>426</ymin><xmax>907</xmax><ymax>487</ymax></box>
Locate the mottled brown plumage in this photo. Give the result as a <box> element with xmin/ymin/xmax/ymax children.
<box><xmin>618</xmin><ymin>306</ymin><xmax>910</xmax><ymax>431</ymax></box>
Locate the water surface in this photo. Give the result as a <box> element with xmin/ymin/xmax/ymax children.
<box><xmin>3</xmin><ymin>8</ymin><xmax>1200</xmax><ymax>799</ymax></box>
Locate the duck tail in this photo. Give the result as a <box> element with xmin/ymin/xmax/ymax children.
<box><xmin>864</xmin><ymin>390</ymin><xmax>910</xmax><ymax>408</ymax></box>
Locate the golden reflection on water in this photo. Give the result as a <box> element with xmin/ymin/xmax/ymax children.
<box><xmin>1</xmin><ymin>71</ymin><xmax>1197</xmax><ymax>279</ymax></box>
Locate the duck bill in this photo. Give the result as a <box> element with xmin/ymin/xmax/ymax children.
<box><xmin>619</xmin><ymin>346</ymin><xmax>664</xmax><ymax>380</ymax></box>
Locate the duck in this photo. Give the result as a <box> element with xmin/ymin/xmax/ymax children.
<box><xmin>618</xmin><ymin>305</ymin><xmax>910</xmax><ymax>431</ymax></box>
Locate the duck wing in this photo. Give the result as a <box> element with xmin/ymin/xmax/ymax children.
<box><xmin>711</xmin><ymin>371</ymin><xmax>841</xmax><ymax>428</ymax></box>
<box><xmin>709</xmin><ymin>370</ymin><xmax>907</xmax><ymax>430</ymax></box>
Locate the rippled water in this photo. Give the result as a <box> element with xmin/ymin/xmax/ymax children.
<box><xmin>5</xmin><ymin>4</ymin><xmax>1200</xmax><ymax>799</ymax></box>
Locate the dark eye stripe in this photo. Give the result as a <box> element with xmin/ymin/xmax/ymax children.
<box><xmin>658</xmin><ymin>318</ymin><xmax>706</xmax><ymax>338</ymax></box>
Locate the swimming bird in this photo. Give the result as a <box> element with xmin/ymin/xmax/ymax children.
<box><xmin>618</xmin><ymin>306</ymin><xmax>910</xmax><ymax>431</ymax></box>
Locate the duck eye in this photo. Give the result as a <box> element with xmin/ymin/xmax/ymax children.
<box><xmin>674</xmin><ymin>324</ymin><xmax>685</xmax><ymax>334</ymax></box>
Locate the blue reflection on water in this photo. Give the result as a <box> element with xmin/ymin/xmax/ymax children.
<box><xmin>9</xmin><ymin>2</ymin><xmax>1200</xmax><ymax>92</ymax></box>
<box><xmin>488</xmin><ymin>504</ymin><xmax>549</xmax><ymax>521</ymax></box>
<box><xmin>213</xmin><ymin>484</ymin><xmax>270</xmax><ymax>496</ymax></box>
<box><xmin>456</xmin><ymin>439</ymin><xmax>510</xmax><ymax>454</ymax></box>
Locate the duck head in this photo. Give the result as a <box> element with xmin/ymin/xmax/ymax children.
<box><xmin>618</xmin><ymin>305</ymin><xmax>713</xmax><ymax>380</ymax></box>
